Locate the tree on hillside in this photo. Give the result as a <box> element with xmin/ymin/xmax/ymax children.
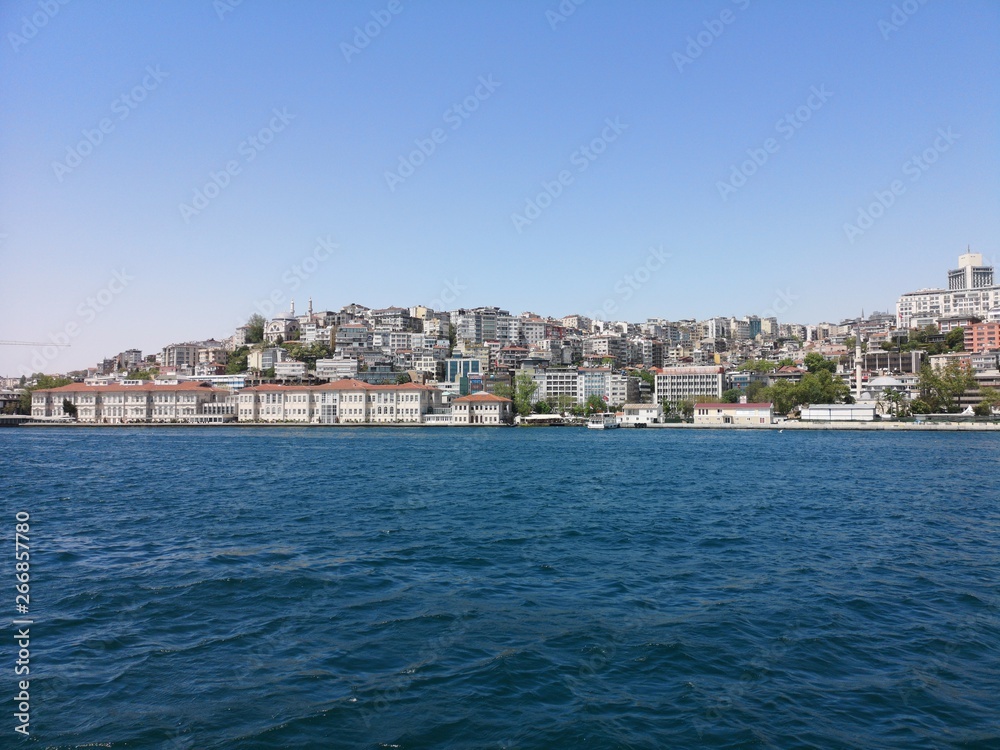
<box><xmin>804</xmin><ymin>352</ymin><xmax>836</xmax><ymax>374</ymax></box>
<box><xmin>226</xmin><ymin>346</ymin><xmax>250</xmax><ymax>374</ymax></box>
<box><xmin>945</xmin><ymin>327</ymin><xmax>965</xmax><ymax>351</ymax></box>
<box><xmin>917</xmin><ymin>362</ymin><xmax>975</xmax><ymax>412</ymax></box>
<box><xmin>721</xmin><ymin>388</ymin><xmax>740</xmax><ymax>403</ymax></box>
<box><xmin>246</xmin><ymin>314</ymin><xmax>266</xmax><ymax>344</ymax></box>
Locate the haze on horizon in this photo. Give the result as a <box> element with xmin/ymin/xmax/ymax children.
<box><xmin>1</xmin><ymin>0</ymin><xmax>998</xmax><ymax>375</ymax></box>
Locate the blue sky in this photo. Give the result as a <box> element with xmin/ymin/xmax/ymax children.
<box><xmin>1</xmin><ymin>0</ymin><xmax>998</xmax><ymax>375</ymax></box>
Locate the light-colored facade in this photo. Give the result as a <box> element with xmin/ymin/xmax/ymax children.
<box><xmin>237</xmin><ymin>379</ymin><xmax>442</xmax><ymax>424</ymax></box>
<box><xmin>654</xmin><ymin>366</ymin><xmax>726</xmax><ymax>403</ymax></box>
<box><xmin>800</xmin><ymin>404</ymin><xmax>876</xmax><ymax>422</ymax></box>
<box><xmin>897</xmin><ymin>253</ymin><xmax>1000</xmax><ymax>329</ymax></box>
<box><xmin>31</xmin><ymin>382</ymin><xmax>227</xmax><ymax>423</ymax></box>
<box><xmin>621</xmin><ymin>403</ymin><xmax>663</xmax><ymax>425</ymax></box>
<box><xmin>693</xmin><ymin>402</ymin><xmax>773</xmax><ymax>426</ymax></box>
<box><xmin>450</xmin><ymin>392</ymin><xmax>513</xmax><ymax>425</ymax></box>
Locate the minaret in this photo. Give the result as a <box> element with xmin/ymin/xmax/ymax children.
<box><xmin>308</xmin><ymin>297</ymin><xmax>313</xmax><ymax>316</ymax></box>
<box><xmin>290</xmin><ymin>299</ymin><xmax>295</xmax><ymax>316</ymax></box>
<box><xmin>854</xmin><ymin>319</ymin><xmax>864</xmax><ymax>401</ymax></box>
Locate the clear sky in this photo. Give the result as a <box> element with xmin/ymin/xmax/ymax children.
<box><xmin>1</xmin><ymin>0</ymin><xmax>998</xmax><ymax>375</ymax></box>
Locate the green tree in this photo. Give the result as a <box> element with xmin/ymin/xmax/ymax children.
<box><xmin>720</xmin><ymin>388</ymin><xmax>740</xmax><ymax>403</ymax></box>
<box><xmin>746</xmin><ymin>380</ymin><xmax>768</xmax><ymax>403</ymax></box>
<box><xmin>945</xmin><ymin>327</ymin><xmax>965</xmax><ymax>351</ymax></box>
<box><xmin>796</xmin><ymin>369</ymin><xmax>850</xmax><ymax>406</ymax></box>
<box><xmin>226</xmin><ymin>346</ymin><xmax>250</xmax><ymax>374</ymax></box>
<box><xmin>62</xmin><ymin>399</ymin><xmax>77</xmax><ymax>419</ymax></box>
<box><xmin>18</xmin><ymin>374</ymin><xmax>73</xmax><ymax>414</ymax></box>
<box><xmin>636</xmin><ymin>369</ymin><xmax>655</xmax><ymax>387</ymax></box>
<box><xmin>676</xmin><ymin>399</ymin><xmax>695</xmax><ymax>421</ymax></box>
<box><xmin>762</xmin><ymin>380</ymin><xmax>799</xmax><ymax>415</ymax></box>
<box><xmin>493</xmin><ymin>372</ymin><xmax>538</xmax><ymax>416</ymax></box>
<box><xmin>246</xmin><ymin>314</ymin><xmax>266</xmax><ymax>344</ymax></box>
<box><xmin>804</xmin><ymin>352</ymin><xmax>836</xmax><ymax>374</ymax></box>
<box><xmin>533</xmin><ymin>399</ymin><xmax>552</xmax><ymax>414</ymax></box>
<box><xmin>918</xmin><ymin>362</ymin><xmax>975</xmax><ymax>412</ymax></box>
<box><xmin>262</xmin><ymin>367</ymin><xmax>275</xmax><ymax>379</ymax></box>
<box><xmin>281</xmin><ymin>341</ymin><xmax>332</xmax><ymax>369</ymax></box>
<box><xmin>395</xmin><ymin>372</ymin><xmax>412</xmax><ymax>385</ymax></box>
<box><xmin>776</xmin><ymin>358</ymin><xmax>796</xmax><ymax>368</ymax></box>
<box><xmin>974</xmin><ymin>387</ymin><xmax>1000</xmax><ymax>417</ymax></box>
<box><xmin>554</xmin><ymin>394</ymin><xmax>576</xmax><ymax>415</ymax></box>
<box><xmin>584</xmin><ymin>394</ymin><xmax>607</xmax><ymax>414</ymax></box>
<box><xmin>738</xmin><ymin>359</ymin><xmax>774</xmax><ymax>373</ymax></box>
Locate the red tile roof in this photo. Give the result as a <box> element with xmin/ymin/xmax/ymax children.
<box><xmin>452</xmin><ymin>393</ymin><xmax>512</xmax><ymax>403</ymax></box>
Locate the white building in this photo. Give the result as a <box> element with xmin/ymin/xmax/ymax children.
<box><xmin>693</xmin><ymin>402</ymin><xmax>773</xmax><ymax>426</ymax></box>
<box><xmin>897</xmin><ymin>252</ymin><xmax>1000</xmax><ymax>329</ymax></box>
<box><xmin>621</xmin><ymin>403</ymin><xmax>663</xmax><ymax>426</ymax></box>
<box><xmin>31</xmin><ymin>381</ymin><xmax>227</xmax><ymax>423</ymax></box>
<box><xmin>236</xmin><ymin>379</ymin><xmax>443</xmax><ymax>424</ymax></box>
<box><xmin>800</xmin><ymin>403</ymin><xmax>876</xmax><ymax>422</ymax></box>
<box><xmin>654</xmin><ymin>366</ymin><xmax>726</xmax><ymax>403</ymax></box>
<box><xmin>450</xmin><ymin>392</ymin><xmax>513</xmax><ymax>425</ymax></box>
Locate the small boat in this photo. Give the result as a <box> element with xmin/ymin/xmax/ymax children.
<box><xmin>587</xmin><ymin>412</ymin><xmax>619</xmax><ymax>429</ymax></box>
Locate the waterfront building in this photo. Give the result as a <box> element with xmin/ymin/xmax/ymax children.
<box><xmin>620</xmin><ymin>403</ymin><xmax>663</xmax><ymax>426</ymax></box>
<box><xmin>654</xmin><ymin>366</ymin><xmax>726</xmax><ymax>403</ymax></box>
<box><xmin>31</xmin><ymin>381</ymin><xmax>227</xmax><ymax>423</ymax></box>
<box><xmin>693</xmin><ymin>402</ymin><xmax>773</xmax><ymax>426</ymax></box>
<box><xmin>800</xmin><ymin>404</ymin><xmax>876</xmax><ymax>422</ymax></box>
<box><xmin>450</xmin><ymin>392</ymin><xmax>513</xmax><ymax>425</ymax></box>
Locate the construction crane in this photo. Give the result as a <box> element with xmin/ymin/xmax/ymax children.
<box><xmin>0</xmin><ymin>341</ymin><xmax>70</xmax><ymax>346</ymax></box>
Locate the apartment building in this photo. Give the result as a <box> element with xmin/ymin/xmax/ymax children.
<box><xmin>654</xmin><ymin>366</ymin><xmax>726</xmax><ymax>403</ymax></box>
<box><xmin>965</xmin><ymin>322</ymin><xmax>1000</xmax><ymax>353</ymax></box>
<box><xmin>897</xmin><ymin>253</ymin><xmax>1000</xmax><ymax>329</ymax></box>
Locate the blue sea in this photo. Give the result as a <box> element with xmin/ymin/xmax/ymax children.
<box><xmin>2</xmin><ymin>427</ymin><xmax>999</xmax><ymax>749</ymax></box>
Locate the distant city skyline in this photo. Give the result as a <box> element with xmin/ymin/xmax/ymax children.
<box><xmin>2</xmin><ymin>1</ymin><xmax>997</xmax><ymax>375</ymax></box>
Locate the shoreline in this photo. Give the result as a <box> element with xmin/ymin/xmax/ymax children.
<box><xmin>12</xmin><ymin>420</ymin><xmax>1000</xmax><ymax>431</ymax></box>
